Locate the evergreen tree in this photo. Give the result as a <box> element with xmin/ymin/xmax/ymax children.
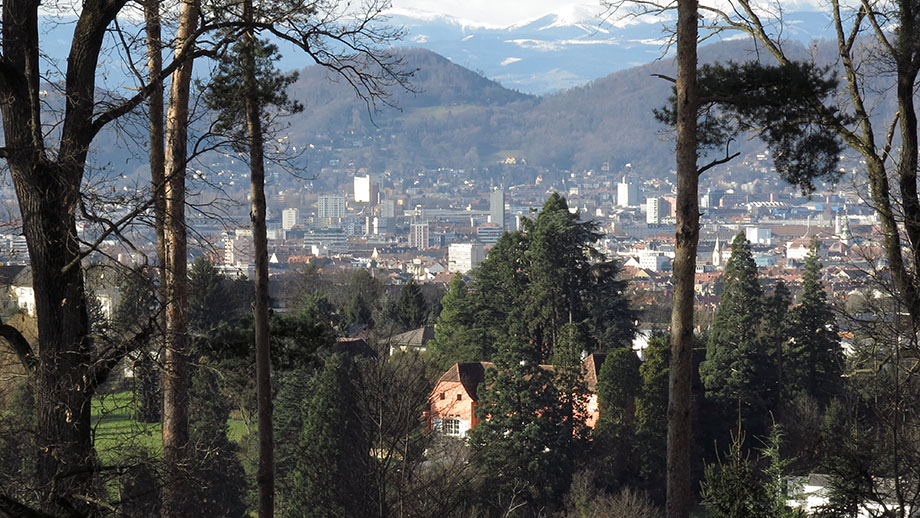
<box><xmin>287</xmin><ymin>354</ymin><xmax>372</xmax><ymax>518</ymax></box>
<box><xmin>112</xmin><ymin>267</ymin><xmax>161</xmax><ymax>423</ymax></box>
<box><xmin>429</xmin><ymin>275</ymin><xmax>490</xmax><ymax>367</ymax></box>
<box><xmin>435</xmin><ymin>193</ymin><xmax>636</xmax><ymax>365</ymax></box>
<box><xmin>762</xmin><ymin>281</ymin><xmax>792</xmax><ymax>401</ymax></box>
<box><xmin>592</xmin><ymin>346</ymin><xmax>643</xmax><ymax>491</ymax></box>
<box><xmin>188</xmin><ymin>362</ymin><xmax>248</xmax><ymax>518</ymax></box>
<box><xmin>395</xmin><ymin>278</ymin><xmax>427</xmax><ymax>330</ymax></box>
<box><xmin>700</xmin><ymin>233</ymin><xmax>773</xmax><ymax>432</ymax></box>
<box><xmin>341</xmin><ymin>269</ymin><xmax>381</xmax><ymax>330</ymax></box>
<box><xmin>469</xmin><ymin>340</ymin><xmax>581</xmax><ymax>515</ymax></box>
<box><xmin>188</xmin><ymin>256</ymin><xmax>242</xmax><ymax>333</ymax></box>
<box><xmin>635</xmin><ymin>335</ymin><xmax>670</xmax><ymax>500</ymax></box>
<box><xmin>786</xmin><ymin>243</ymin><xmax>843</xmax><ymax>405</ymax></box>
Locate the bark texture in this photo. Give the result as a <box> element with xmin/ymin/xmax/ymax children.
<box><xmin>667</xmin><ymin>0</ymin><xmax>699</xmax><ymax>516</ymax></box>
<box><xmin>161</xmin><ymin>0</ymin><xmax>199</xmax><ymax>515</ymax></box>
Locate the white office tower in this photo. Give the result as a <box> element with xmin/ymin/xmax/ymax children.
<box><xmin>745</xmin><ymin>226</ymin><xmax>772</xmax><ymax>245</ymax></box>
<box><xmin>317</xmin><ymin>195</ymin><xmax>346</xmax><ymax>219</ymax></box>
<box><xmin>490</xmin><ymin>189</ymin><xmax>505</xmax><ymax>229</ymax></box>
<box><xmin>409</xmin><ymin>222</ymin><xmax>430</xmax><ymax>249</ymax></box>
<box><xmin>381</xmin><ymin>199</ymin><xmax>397</xmax><ymax>218</ymax></box>
<box><xmin>617</xmin><ymin>177</ymin><xmax>639</xmax><ymax>207</ymax></box>
<box><xmin>354</xmin><ymin>174</ymin><xmax>379</xmax><ymax>204</ymax></box>
<box><xmin>281</xmin><ymin>208</ymin><xmax>299</xmax><ymax>230</ymax></box>
<box><xmin>448</xmin><ymin>242</ymin><xmax>486</xmax><ymax>273</ymax></box>
<box><xmin>225</xmin><ymin>229</ymin><xmax>254</xmax><ymax>267</ymax></box>
<box><xmin>646</xmin><ymin>197</ymin><xmax>662</xmax><ymax>225</ymax></box>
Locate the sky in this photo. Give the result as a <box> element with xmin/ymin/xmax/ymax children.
<box><xmin>387</xmin><ymin>0</ymin><xmax>824</xmax><ymax>28</ymax></box>
<box><xmin>388</xmin><ymin>0</ymin><xmax>605</xmax><ymax>28</ymax></box>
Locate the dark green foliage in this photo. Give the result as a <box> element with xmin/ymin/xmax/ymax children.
<box><xmin>435</xmin><ymin>193</ymin><xmax>636</xmax><ymax>366</ymax></box>
<box><xmin>700</xmin><ymin>234</ymin><xmax>774</xmax><ymax>432</ymax></box>
<box><xmin>596</xmin><ymin>347</ymin><xmax>641</xmax><ymax>430</ymax></box>
<box><xmin>591</xmin><ymin>346</ymin><xmax>643</xmax><ymax>492</ymax></box>
<box><xmin>762</xmin><ymin>281</ymin><xmax>792</xmax><ymax>401</ymax></box>
<box><xmin>785</xmin><ymin>244</ymin><xmax>842</xmax><ymax>404</ymax></box>
<box><xmin>117</xmin><ymin>453</ymin><xmax>160</xmax><ymax>518</ymax></box>
<box><xmin>0</xmin><ymin>382</ymin><xmax>37</xmax><ymax>502</ymax></box>
<box><xmin>700</xmin><ymin>429</ymin><xmax>803</xmax><ymax>518</ymax></box>
<box><xmin>429</xmin><ymin>275</ymin><xmax>490</xmax><ymax>367</ymax></box>
<box><xmin>188</xmin><ymin>257</ymin><xmax>251</xmax><ymax>333</ymax></box>
<box><xmin>188</xmin><ymin>362</ymin><xmax>248</xmax><ymax>518</ymax></box>
<box><xmin>469</xmin><ymin>340</ymin><xmax>582</xmax><ymax>516</ymax></box>
<box><xmin>634</xmin><ymin>335</ymin><xmax>670</xmax><ymax>499</ymax></box>
<box><xmin>286</xmin><ymin>354</ymin><xmax>372</xmax><ymax>518</ymax></box>
<box><xmin>131</xmin><ymin>351</ymin><xmax>160</xmax><ymax>423</ymax></box>
<box><xmin>202</xmin><ymin>36</ymin><xmax>302</xmax><ymax>153</ymax></box>
<box><xmin>341</xmin><ymin>269</ymin><xmax>381</xmax><ymax>330</ymax></box>
<box><xmin>656</xmin><ymin>60</ymin><xmax>847</xmax><ymax>193</ymax></box>
<box><xmin>395</xmin><ymin>278</ymin><xmax>427</xmax><ymax>330</ymax></box>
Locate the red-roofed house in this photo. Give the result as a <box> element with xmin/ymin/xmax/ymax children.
<box><xmin>427</xmin><ymin>353</ymin><xmax>614</xmax><ymax>437</ymax></box>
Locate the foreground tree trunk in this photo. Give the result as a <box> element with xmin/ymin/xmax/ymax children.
<box><xmin>0</xmin><ymin>0</ymin><xmax>128</xmax><ymax>512</ymax></box>
<box><xmin>161</xmin><ymin>0</ymin><xmax>199</xmax><ymax>515</ymax></box>
<box><xmin>242</xmin><ymin>0</ymin><xmax>275</xmax><ymax>514</ymax></box>
<box><xmin>146</xmin><ymin>0</ymin><xmax>167</xmax><ymax>294</ymax></box>
<box><xmin>667</xmin><ymin>0</ymin><xmax>699</xmax><ymax>516</ymax></box>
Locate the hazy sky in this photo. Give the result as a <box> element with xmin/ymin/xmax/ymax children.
<box><xmin>387</xmin><ymin>0</ymin><xmax>823</xmax><ymax>28</ymax></box>
<box><xmin>388</xmin><ymin>0</ymin><xmax>603</xmax><ymax>27</ymax></box>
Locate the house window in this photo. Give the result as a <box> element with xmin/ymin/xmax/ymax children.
<box><xmin>457</xmin><ymin>394</ymin><xmax>462</xmax><ymax>401</ymax></box>
<box><xmin>443</xmin><ymin>417</ymin><xmax>461</xmax><ymax>436</ymax></box>
<box><xmin>440</xmin><ymin>392</ymin><xmax>446</xmax><ymax>400</ymax></box>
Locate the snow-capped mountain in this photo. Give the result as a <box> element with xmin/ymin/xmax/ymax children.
<box><xmin>385</xmin><ymin>7</ymin><xmax>836</xmax><ymax>94</ymax></box>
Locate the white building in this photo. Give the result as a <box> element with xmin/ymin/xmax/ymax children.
<box><xmin>617</xmin><ymin>177</ymin><xmax>639</xmax><ymax>207</ymax></box>
<box><xmin>354</xmin><ymin>174</ymin><xmax>379</xmax><ymax>204</ymax></box>
<box><xmin>409</xmin><ymin>222</ymin><xmax>429</xmax><ymax>249</ymax></box>
<box><xmin>646</xmin><ymin>197</ymin><xmax>662</xmax><ymax>225</ymax></box>
<box><xmin>745</xmin><ymin>226</ymin><xmax>773</xmax><ymax>245</ymax></box>
<box><xmin>281</xmin><ymin>208</ymin><xmax>299</xmax><ymax>231</ymax></box>
<box><xmin>638</xmin><ymin>252</ymin><xmax>672</xmax><ymax>272</ymax></box>
<box><xmin>317</xmin><ymin>195</ymin><xmax>346</xmax><ymax>219</ymax></box>
<box><xmin>448</xmin><ymin>243</ymin><xmax>486</xmax><ymax>273</ymax></box>
<box><xmin>490</xmin><ymin>189</ymin><xmax>505</xmax><ymax>229</ymax></box>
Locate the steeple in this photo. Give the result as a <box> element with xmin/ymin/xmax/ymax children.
<box><xmin>712</xmin><ymin>235</ymin><xmax>722</xmax><ymax>267</ymax></box>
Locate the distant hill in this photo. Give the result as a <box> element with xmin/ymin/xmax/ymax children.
<box><xmin>79</xmin><ymin>39</ymin><xmax>897</xmax><ymax>185</ymax></box>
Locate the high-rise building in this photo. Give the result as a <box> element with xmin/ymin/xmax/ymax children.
<box><xmin>380</xmin><ymin>199</ymin><xmax>397</xmax><ymax>218</ymax></box>
<box><xmin>448</xmin><ymin>243</ymin><xmax>486</xmax><ymax>273</ymax></box>
<box><xmin>617</xmin><ymin>177</ymin><xmax>639</xmax><ymax>207</ymax></box>
<box><xmin>317</xmin><ymin>195</ymin><xmax>346</xmax><ymax>219</ymax></box>
<box><xmin>646</xmin><ymin>197</ymin><xmax>661</xmax><ymax>225</ymax></box>
<box><xmin>490</xmin><ymin>189</ymin><xmax>505</xmax><ymax>229</ymax></box>
<box><xmin>409</xmin><ymin>222</ymin><xmax>429</xmax><ymax>249</ymax></box>
<box><xmin>354</xmin><ymin>175</ymin><xmax>379</xmax><ymax>204</ymax></box>
<box><xmin>476</xmin><ymin>223</ymin><xmax>503</xmax><ymax>245</ymax></box>
<box><xmin>281</xmin><ymin>208</ymin><xmax>300</xmax><ymax>230</ymax></box>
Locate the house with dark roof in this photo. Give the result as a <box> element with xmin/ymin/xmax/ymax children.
<box><xmin>427</xmin><ymin>353</ymin><xmax>615</xmax><ymax>437</ymax></box>
<box><xmin>387</xmin><ymin>326</ymin><xmax>435</xmax><ymax>355</ymax></box>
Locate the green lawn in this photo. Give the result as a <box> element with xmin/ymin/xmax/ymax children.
<box><xmin>91</xmin><ymin>390</ymin><xmax>161</xmax><ymax>463</ymax></box>
<box><xmin>92</xmin><ymin>390</ymin><xmax>248</xmax><ymax>463</ymax></box>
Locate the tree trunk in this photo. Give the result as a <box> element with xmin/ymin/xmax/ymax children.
<box><xmin>161</xmin><ymin>0</ymin><xmax>198</xmax><ymax>515</ymax></box>
<box><xmin>1</xmin><ymin>0</ymin><xmax>125</xmax><ymax>512</ymax></box>
<box><xmin>145</xmin><ymin>0</ymin><xmax>167</xmax><ymax>294</ymax></box>
<box><xmin>667</xmin><ymin>0</ymin><xmax>699</xmax><ymax>516</ymax></box>
<box><xmin>242</xmin><ymin>1</ymin><xmax>275</xmax><ymax>515</ymax></box>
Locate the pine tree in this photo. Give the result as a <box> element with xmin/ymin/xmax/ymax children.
<box><xmin>592</xmin><ymin>346</ymin><xmax>643</xmax><ymax>490</ymax></box>
<box><xmin>786</xmin><ymin>242</ymin><xmax>843</xmax><ymax>405</ymax></box>
<box><xmin>286</xmin><ymin>354</ymin><xmax>372</xmax><ymax>518</ymax></box>
<box><xmin>700</xmin><ymin>233</ymin><xmax>773</xmax><ymax>433</ymax></box>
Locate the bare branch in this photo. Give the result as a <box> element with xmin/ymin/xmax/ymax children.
<box><xmin>0</xmin><ymin>323</ymin><xmax>36</xmax><ymax>371</ymax></box>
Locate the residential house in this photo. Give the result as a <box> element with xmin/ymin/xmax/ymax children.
<box><xmin>428</xmin><ymin>353</ymin><xmax>614</xmax><ymax>437</ymax></box>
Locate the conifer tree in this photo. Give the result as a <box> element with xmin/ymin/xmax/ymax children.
<box><xmin>700</xmin><ymin>233</ymin><xmax>773</xmax><ymax>432</ymax></box>
<box><xmin>287</xmin><ymin>354</ymin><xmax>372</xmax><ymax>518</ymax></box>
<box><xmin>592</xmin><ymin>346</ymin><xmax>642</xmax><ymax>490</ymax></box>
<box><xmin>635</xmin><ymin>335</ymin><xmax>670</xmax><ymax>499</ymax></box>
<box><xmin>786</xmin><ymin>243</ymin><xmax>842</xmax><ymax>405</ymax></box>
<box><xmin>395</xmin><ymin>278</ymin><xmax>427</xmax><ymax>330</ymax></box>
<box><xmin>761</xmin><ymin>281</ymin><xmax>792</xmax><ymax>401</ymax></box>
<box><xmin>429</xmin><ymin>275</ymin><xmax>490</xmax><ymax>367</ymax></box>
<box><xmin>469</xmin><ymin>340</ymin><xmax>580</xmax><ymax>515</ymax></box>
